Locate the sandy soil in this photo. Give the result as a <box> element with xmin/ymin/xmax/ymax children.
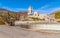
<box><xmin>0</xmin><ymin>25</ymin><xmax>60</xmax><ymax>38</ymax></box>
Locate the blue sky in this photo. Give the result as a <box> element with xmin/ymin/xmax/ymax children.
<box><xmin>0</xmin><ymin>0</ymin><xmax>60</xmax><ymax>14</ymax></box>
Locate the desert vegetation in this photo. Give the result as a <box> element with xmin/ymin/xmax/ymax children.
<box><xmin>31</xmin><ymin>17</ymin><xmax>45</xmax><ymax>21</ymax></box>
<box><xmin>0</xmin><ymin>17</ymin><xmax>5</xmax><ymax>25</ymax></box>
<box><xmin>55</xmin><ymin>11</ymin><xmax>60</xmax><ymax>19</ymax></box>
<box><xmin>0</xmin><ymin>9</ymin><xmax>17</xmax><ymax>26</ymax></box>
<box><xmin>55</xmin><ymin>11</ymin><xmax>60</xmax><ymax>22</ymax></box>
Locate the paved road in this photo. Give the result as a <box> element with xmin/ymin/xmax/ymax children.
<box><xmin>0</xmin><ymin>25</ymin><xmax>60</xmax><ymax>38</ymax></box>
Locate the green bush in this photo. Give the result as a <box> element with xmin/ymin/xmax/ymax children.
<box><xmin>0</xmin><ymin>18</ymin><xmax>5</xmax><ymax>25</ymax></box>
<box><xmin>55</xmin><ymin>11</ymin><xmax>60</xmax><ymax>19</ymax></box>
<box><xmin>0</xmin><ymin>21</ymin><xmax>5</xmax><ymax>25</ymax></box>
<box><xmin>57</xmin><ymin>21</ymin><xmax>60</xmax><ymax>22</ymax></box>
<box><xmin>31</xmin><ymin>17</ymin><xmax>45</xmax><ymax>21</ymax></box>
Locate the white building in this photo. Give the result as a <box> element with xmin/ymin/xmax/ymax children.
<box><xmin>28</xmin><ymin>6</ymin><xmax>46</xmax><ymax>19</ymax></box>
<box><xmin>28</xmin><ymin>6</ymin><xmax>32</xmax><ymax>15</ymax></box>
<box><xmin>28</xmin><ymin>6</ymin><xmax>57</xmax><ymax>22</ymax></box>
<box><xmin>33</xmin><ymin>11</ymin><xmax>39</xmax><ymax>16</ymax></box>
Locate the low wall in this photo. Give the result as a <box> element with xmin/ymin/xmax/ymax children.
<box><xmin>14</xmin><ymin>21</ymin><xmax>60</xmax><ymax>31</ymax></box>
<box><xmin>14</xmin><ymin>21</ymin><xmax>58</xmax><ymax>25</ymax></box>
<box><xmin>14</xmin><ymin>21</ymin><xmax>45</xmax><ymax>25</ymax></box>
<box><xmin>30</xmin><ymin>24</ymin><xmax>60</xmax><ymax>30</ymax></box>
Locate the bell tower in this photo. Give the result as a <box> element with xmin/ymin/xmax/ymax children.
<box><xmin>28</xmin><ymin>6</ymin><xmax>32</xmax><ymax>15</ymax></box>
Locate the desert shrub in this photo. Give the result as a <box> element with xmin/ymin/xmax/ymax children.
<box><xmin>55</xmin><ymin>11</ymin><xmax>60</xmax><ymax>19</ymax></box>
<box><xmin>31</xmin><ymin>17</ymin><xmax>45</xmax><ymax>21</ymax></box>
<box><xmin>57</xmin><ymin>21</ymin><xmax>60</xmax><ymax>22</ymax></box>
<box><xmin>0</xmin><ymin>18</ymin><xmax>5</xmax><ymax>25</ymax></box>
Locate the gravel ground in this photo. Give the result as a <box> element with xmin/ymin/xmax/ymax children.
<box><xmin>0</xmin><ymin>25</ymin><xmax>60</xmax><ymax>38</ymax></box>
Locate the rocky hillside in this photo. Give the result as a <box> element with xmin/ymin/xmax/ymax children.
<box><xmin>0</xmin><ymin>8</ymin><xmax>28</xmax><ymax>25</ymax></box>
<box><xmin>0</xmin><ymin>8</ymin><xmax>17</xmax><ymax>25</ymax></box>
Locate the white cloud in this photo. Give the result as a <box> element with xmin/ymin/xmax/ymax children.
<box><xmin>1</xmin><ymin>6</ymin><xmax>28</xmax><ymax>12</ymax></box>
<box><xmin>34</xmin><ymin>4</ymin><xmax>60</xmax><ymax>14</ymax></box>
<box><xmin>32</xmin><ymin>4</ymin><xmax>50</xmax><ymax>14</ymax></box>
<box><xmin>40</xmin><ymin>5</ymin><xmax>49</xmax><ymax>9</ymax></box>
<box><xmin>40</xmin><ymin>7</ymin><xmax>60</xmax><ymax>14</ymax></box>
<box><xmin>15</xmin><ymin>8</ymin><xmax>28</xmax><ymax>11</ymax></box>
<box><xmin>2</xmin><ymin>6</ymin><xmax>15</xmax><ymax>11</ymax></box>
<box><xmin>49</xmin><ymin>7</ymin><xmax>60</xmax><ymax>13</ymax></box>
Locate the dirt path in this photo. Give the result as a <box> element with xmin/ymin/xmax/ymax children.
<box><xmin>0</xmin><ymin>25</ymin><xmax>60</xmax><ymax>38</ymax></box>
